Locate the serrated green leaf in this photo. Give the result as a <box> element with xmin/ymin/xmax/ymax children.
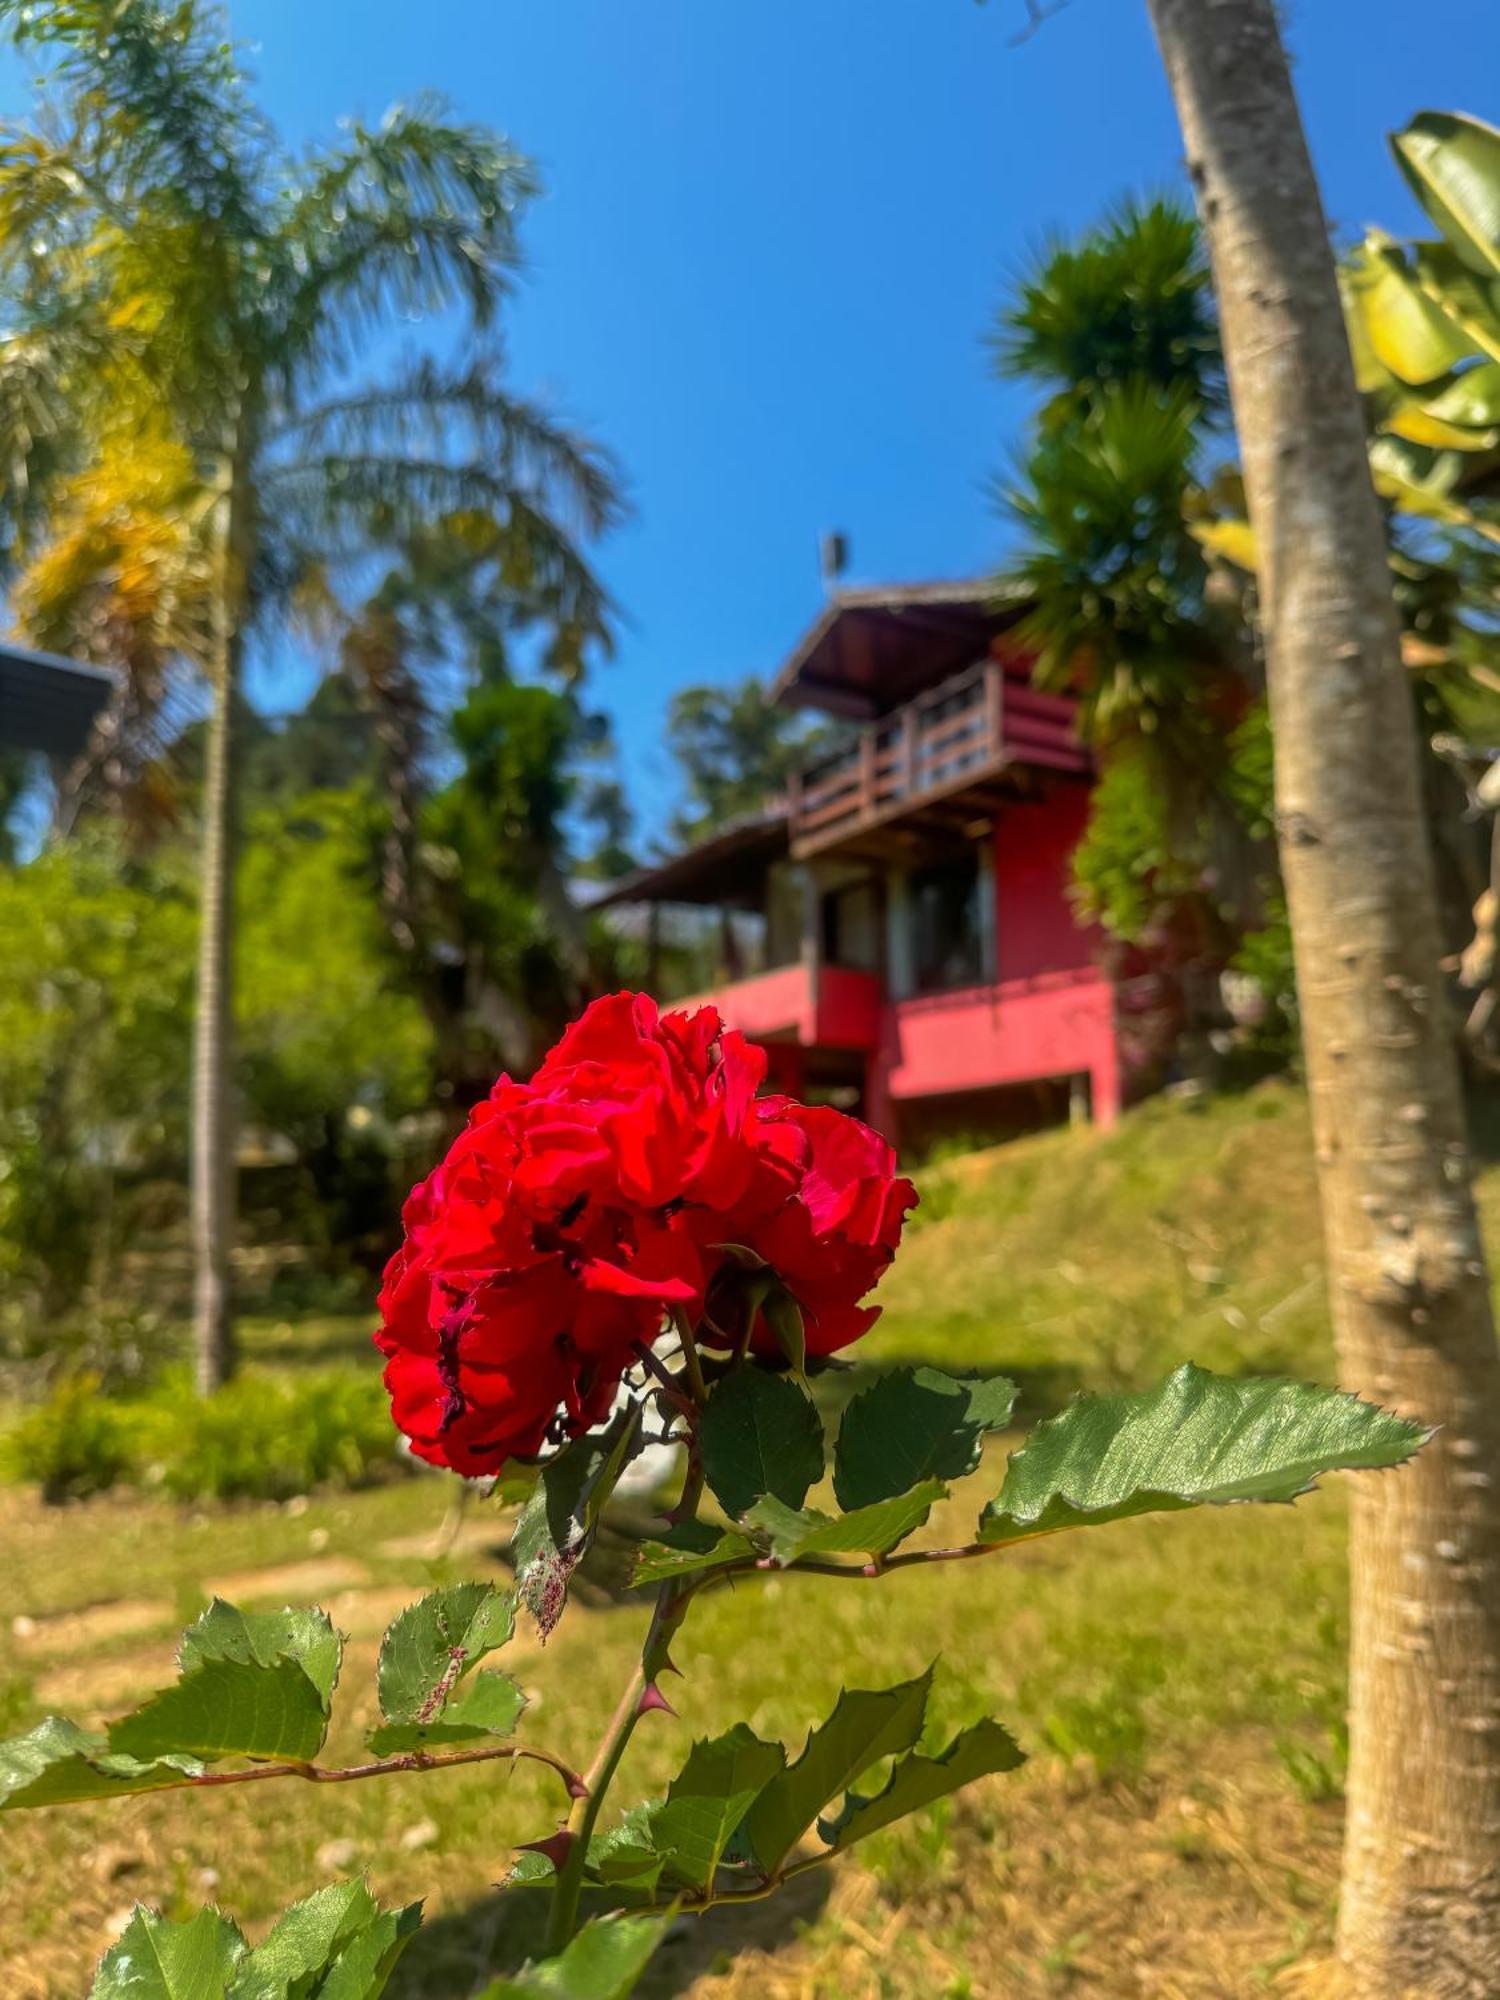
<box><xmin>648</xmin><ymin>1722</ymin><xmax>787</xmax><ymax>1889</ymax></box>
<box><xmin>834</xmin><ymin>1367</ymin><xmax>1016</xmax><ymax>1510</ymax></box>
<box><xmin>979</xmin><ymin>1364</ymin><xmax>1428</xmax><ymax>1546</ymax></box>
<box><xmin>817</xmin><ymin>1717</ymin><xmax>1025</xmax><ymax>1851</ymax></box>
<box><xmin>514</xmin><ymin>1405</ymin><xmax>641</xmax><ymax>1639</ymax></box>
<box><xmin>232</xmin><ymin>1881</ymin><xmax>422</xmax><ymax>2000</ymax></box>
<box><xmin>235</xmin><ymin>1880</ymin><xmax>375</xmax><ymax>1996</ymax></box>
<box><xmin>181</xmin><ymin>1603</ymin><xmax>342</xmax><ymax>1705</ymax></box>
<box><xmin>375</xmin><ymin>1583</ymin><xmax>515</xmax><ymax>1726</ymax></box>
<box><xmin>630</xmin><ymin>1522</ymin><xmax>757</xmax><ymax>1588</ymax></box>
<box><xmin>368</xmin><ymin>1670</ymin><xmax>526</xmax><ymax>1756</ymax></box>
<box><xmin>476</xmin><ymin>1914</ymin><xmax>669</xmax><ymax>1999</ymax></box>
<box><xmin>107</xmin><ymin>1603</ymin><xmax>341</xmax><ymax>1764</ymax></box>
<box><xmin>743</xmin><ymin>1480</ymin><xmax>945</xmax><ymax>1565</ymax></box>
<box><xmin>90</xmin><ymin>1905</ymin><xmax>247</xmax><ymax>1999</ymax></box>
<box><xmin>302</xmin><ymin>1900</ymin><xmax>423</xmax><ymax>2000</ymax></box>
<box><xmin>699</xmin><ymin>1367</ymin><xmax>824</xmax><ymax>1518</ymax></box>
<box><xmin>742</xmin><ymin>1669</ymin><xmax>933</xmax><ymax>1875</ymax></box>
<box><xmin>587</xmin><ymin>1801</ymin><xmax>668</xmax><ymax>1890</ymax></box>
<box><xmin>0</xmin><ymin>1716</ymin><xmax>203</xmax><ymax>1812</ymax></box>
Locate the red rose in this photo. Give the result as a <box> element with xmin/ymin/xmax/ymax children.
<box><xmin>693</xmin><ymin>1101</ymin><xmax>919</xmax><ymax>1359</ymax></box>
<box><xmin>375</xmin><ymin>992</ymin><xmax>917</xmax><ymax>1475</ymax></box>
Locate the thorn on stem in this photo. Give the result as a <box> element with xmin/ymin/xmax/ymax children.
<box><xmin>516</xmin><ymin>1828</ymin><xmax>576</xmax><ymax>1871</ymax></box>
<box><xmin>637</xmin><ymin>1680</ymin><xmax>677</xmax><ymax>1719</ymax></box>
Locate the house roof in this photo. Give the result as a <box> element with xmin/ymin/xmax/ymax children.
<box><xmin>0</xmin><ymin>640</ymin><xmax>115</xmax><ymax>758</ymax></box>
<box><xmin>770</xmin><ymin>578</ymin><xmax>1031</xmax><ymax>719</ymax></box>
<box><xmin>586</xmin><ymin>806</ymin><xmax>790</xmax><ymax>910</ymax></box>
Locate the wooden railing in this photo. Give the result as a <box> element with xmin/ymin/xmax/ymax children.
<box><xmin>787</xmin><ymin>659</ymin><xmax>1006</xmax><ymax>848</ymax></box>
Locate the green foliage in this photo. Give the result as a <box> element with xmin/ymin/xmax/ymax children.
<box><xmin>513</xmin><ymin>1406</ymin><xmax>641</xmax><ymax>1638</ymax></box>
<box><xmin>833</xmin><ymin>1366</ymin><xmax>1016</xmax><ymax>1510</ymax></box>
<box><xmin>990</xmin><ymin>196</ymin><xmax>1224</xmax><ymax>425</ymax></box>
<box><xmin>0</xmin><ymin>835</ymin><xmax>195</xmax><ymax>1320</ymax></box>
<box><xmin>2</xmin><ymin>1368</ymin><xmax>403</xmax><ymax>1505</ymax></box>
<box><xmin>665</xmin><ymin>677</ymin><xmax>828</xmax><ymax>842</ymax></box>
<box><xmin>90</xmin><ymin>1884</ymin><xmax>421</xmax><ymax>1999</ymax></box>
<box><xmin>3</xmin><ymin>1372</ymin><xmax>136</xmax><ymax>1501</ymax></box>
<box><xmin>977</xmin><ymin>1364</ymin><xmax>1426</xmax><ymax>1545</ymax></box>
<box><xmin>1</xmin><ymin>1600</ymin><xmax>340</xmax><ymax>1810</ymax></box>
<box><xmin>2</xmin><ymin>1339</ymin><xmax>1429</xmax><ymax>1995</ymax></box>
<box><xmin>236</xmin><ymin>790</ymin><xmax>433</xmax><ymax>1147</ymax></box>
<box><xmin>370</xmin><ymin>1582</ymin><xmax>523</xmax><ymax>1755</ymax></box>
<box><xmin>108</xmin><ymin>1601</ymin><xmax>341</xmax><ymax>1764</ymax></box>
<box><xmin>143</xmin><ymin>1370</ymin><xmax>402</xmax><ymax>1503</ymax></box>
<box><xmin>476</xmin><ymin>1915</ymin><xmax>669</xmax><ymax>2000</ymax></box>
<box><xmin>638</xmin><ymin>1723</ymin><xmax>787</xmax><ymax>1890</ymax></box>
<box><xmin>742</xmin><ymin>1484</ymin><xmax>947</xmax><ymax>1564</ymax></box>
<box><xmin>698</xmin><ymin>1367</ymin><xmax>824</xmax><ymax>1517</ymax></box>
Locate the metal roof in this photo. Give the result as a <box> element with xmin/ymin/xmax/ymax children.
<box><xmin>0</xmin><ymin>641</ymin><xmax>115</xmax><ymax>758</ymax></box>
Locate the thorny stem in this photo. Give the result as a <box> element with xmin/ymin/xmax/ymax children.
<box><xmin>543</xmin><ymin>1333</ymin><xmax>707</xmax><ymax>1956</ymax></box>
<box><xmin>112</xmin><ymin>1740</ymin><xmax>583</xmax><ymax>1801</ymax></box>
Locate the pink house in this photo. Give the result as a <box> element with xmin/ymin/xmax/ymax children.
<box><xmin>597</xmin><ymin>581</ymin><xmax>1125</xmax><ymax>1146</ymax></box>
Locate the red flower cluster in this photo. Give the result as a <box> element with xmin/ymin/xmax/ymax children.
<box><xmin>375</xmin><ymin>992</ymin><xmax>917</xmax><ymax>1475</ymax></box>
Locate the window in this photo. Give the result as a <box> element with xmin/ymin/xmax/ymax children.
<box><xmin>911</xmin><ymin>855</ymin><xmax>982</xmax><ymax>991</ymax></box>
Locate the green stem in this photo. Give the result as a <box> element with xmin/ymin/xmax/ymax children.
<box><xmin>544</xmin><ymin>1340</ymin><xmax>706</xmax><ymax>1957</ymax></box>
<box><xmin>543</xmin><ymin>1580</ymin><xmax>692</xmax><ymax>1954</ymax></box>
<box><xmin>670</xmin><ymin>1306</ymin><xmax>708</xmax><ymax>1406</ymax></box>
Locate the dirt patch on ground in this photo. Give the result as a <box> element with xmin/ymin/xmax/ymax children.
<box><xmin>12</xmin><ymin>1597</ymin><xmax>175</xmax><ymax>1657</ymax></box>
<box><xmin>34</xmin><ymin>1644</ymin><xmax>180</xmax><ymax>1718</ymax></box>
<box><xmin>202</xmin><ymin>1557</ymin><xmax>370</xmax><ymax>1602</ymax></box>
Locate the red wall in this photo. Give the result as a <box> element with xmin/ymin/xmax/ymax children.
<box><xmin>992</xmin><ymin>784</ymin><xmax>1096</xmax><ymax>981</ymax></box>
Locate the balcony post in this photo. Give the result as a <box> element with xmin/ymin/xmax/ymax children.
<box><xmin>900</xmin><ymin>703</ymin><xmax>918</xmax><ymax>799</ymax></box>
<box><xmin>858</xmin><ymin>724</ymin><xmax>877</xmax><ymax>823</ymax></box>
<box><xmin>984</xmin><ymin>655</ymin><xmax>1005</xmax><ymax>760</ymax></box>
<box><xmin>799</xmin><ymin>863</ymin><xmax>822</xmax><ymax>1019</ymax></box>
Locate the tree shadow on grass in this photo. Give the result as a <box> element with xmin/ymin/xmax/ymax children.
<box><xmin>387</xmin><ymin>1870</ymin><xmax>832</xmax><ymax>1999</ymax></box>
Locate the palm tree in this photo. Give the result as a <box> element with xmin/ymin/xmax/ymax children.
<box><xmin>0</xmin><ymin>0</ymin><xmax>619</xmax><ymax>1388</ymax></box>
<box><xmin>1144</xmin><ymin>2</ymin><xmax>1500</xmax><ymax>1990</ymax></box>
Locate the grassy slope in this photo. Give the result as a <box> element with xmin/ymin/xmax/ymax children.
<box><xmin>2</xmin><ymin>1079</ymin><xmax>1481</xmax><ymax>1997</ymax></box>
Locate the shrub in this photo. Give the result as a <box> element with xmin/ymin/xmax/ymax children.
<box><xmin>3</xmin><ymin>1372</ymin><xmax>137</xmax><ymax>1502</ymax></box>
<box><xmin>142</xmin><ymin>1369</ymin><xmax>402</xmax><ymax>1502</ymax></box>
<box><xmin>3</xmin><ymin>1366</ymin><xmax>404</xmax><ymax>1505</ymax></box>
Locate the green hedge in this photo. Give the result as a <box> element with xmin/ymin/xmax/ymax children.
<box><xmin>3</xmin><ymin>1367</ymin><xmax>408</xmax><ymax>1504</ymax></box>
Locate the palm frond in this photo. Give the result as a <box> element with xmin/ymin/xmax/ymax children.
<box><xmin>992</xmin><ymin>195</ymin><xmax>1225</xmax><ymax>426</ymax></box>
<box><xmin>0</xmin><ymin>0</ymin><xmax>267</xmax><ymax>239</ymax></box>
<box><xmin>271</xmin><ymin>355</ymin><xmax>621</xmax><ymax>538</ymax></box>
<box><xmin>270</xmin><ymin>101</ymin><xmax>536</xmax><ymax>382</ymax></box>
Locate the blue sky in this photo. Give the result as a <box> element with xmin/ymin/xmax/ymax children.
<box><xmin>8</xmin><ymin>1</ymin><xmax>1500</xmax><ymax>824</ymax></box>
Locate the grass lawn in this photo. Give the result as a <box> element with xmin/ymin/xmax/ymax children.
<box><xmin>2</xmin><ymin>1078</ymin><xmax>1479</xmax><ymax>1997</ymax></box>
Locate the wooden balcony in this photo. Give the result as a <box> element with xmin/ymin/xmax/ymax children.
<box><xmin>786</xmin><ymin>657</ymin><xmax>1087</xmax><ymax>860</ymax></box>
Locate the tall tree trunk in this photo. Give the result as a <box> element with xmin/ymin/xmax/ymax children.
<box><xmin>1144</xmin><ymin>2</ymin><xmax>1500</xmax><ymax>1990</ymax></box>
<box><xmin>191</xmin><ymin>481</ymin><xmax>241</xmax><ymax>1393</ymax></box>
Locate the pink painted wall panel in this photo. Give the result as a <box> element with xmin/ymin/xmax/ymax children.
<box><xmin>876</xmin><ymin>972</ymin><xmax>1121</xmax><ymax>1127</ymax></box>
<box><xmin>992</xmin><ymin>786</ymin><xmax>1096</xmax><ymax>981</ymax></box>
<box><xmin>679</xmin><ymin>963</ymin><xmax>883</xmax><ymax>1053</ymax></box>
<box><xmin>680</xmin><ymin>964</ymin><xmax>811</xmax><ymax>1043</ymax></box>
<box><xmin>815</xmin><ymin>964</ymin><xmax>884</xmax><ymax>1049</ymax></box>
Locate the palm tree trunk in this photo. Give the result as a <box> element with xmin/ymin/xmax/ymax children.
<box><xmin>191</xmin><ymin>482</ymin><xmax>241</xmax><ymax>1393</ymax></box>
<box><xmin>1144</xmin><ymin>1</ymin><xmax>1500</xmax><ymax>1990</ymax></box>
